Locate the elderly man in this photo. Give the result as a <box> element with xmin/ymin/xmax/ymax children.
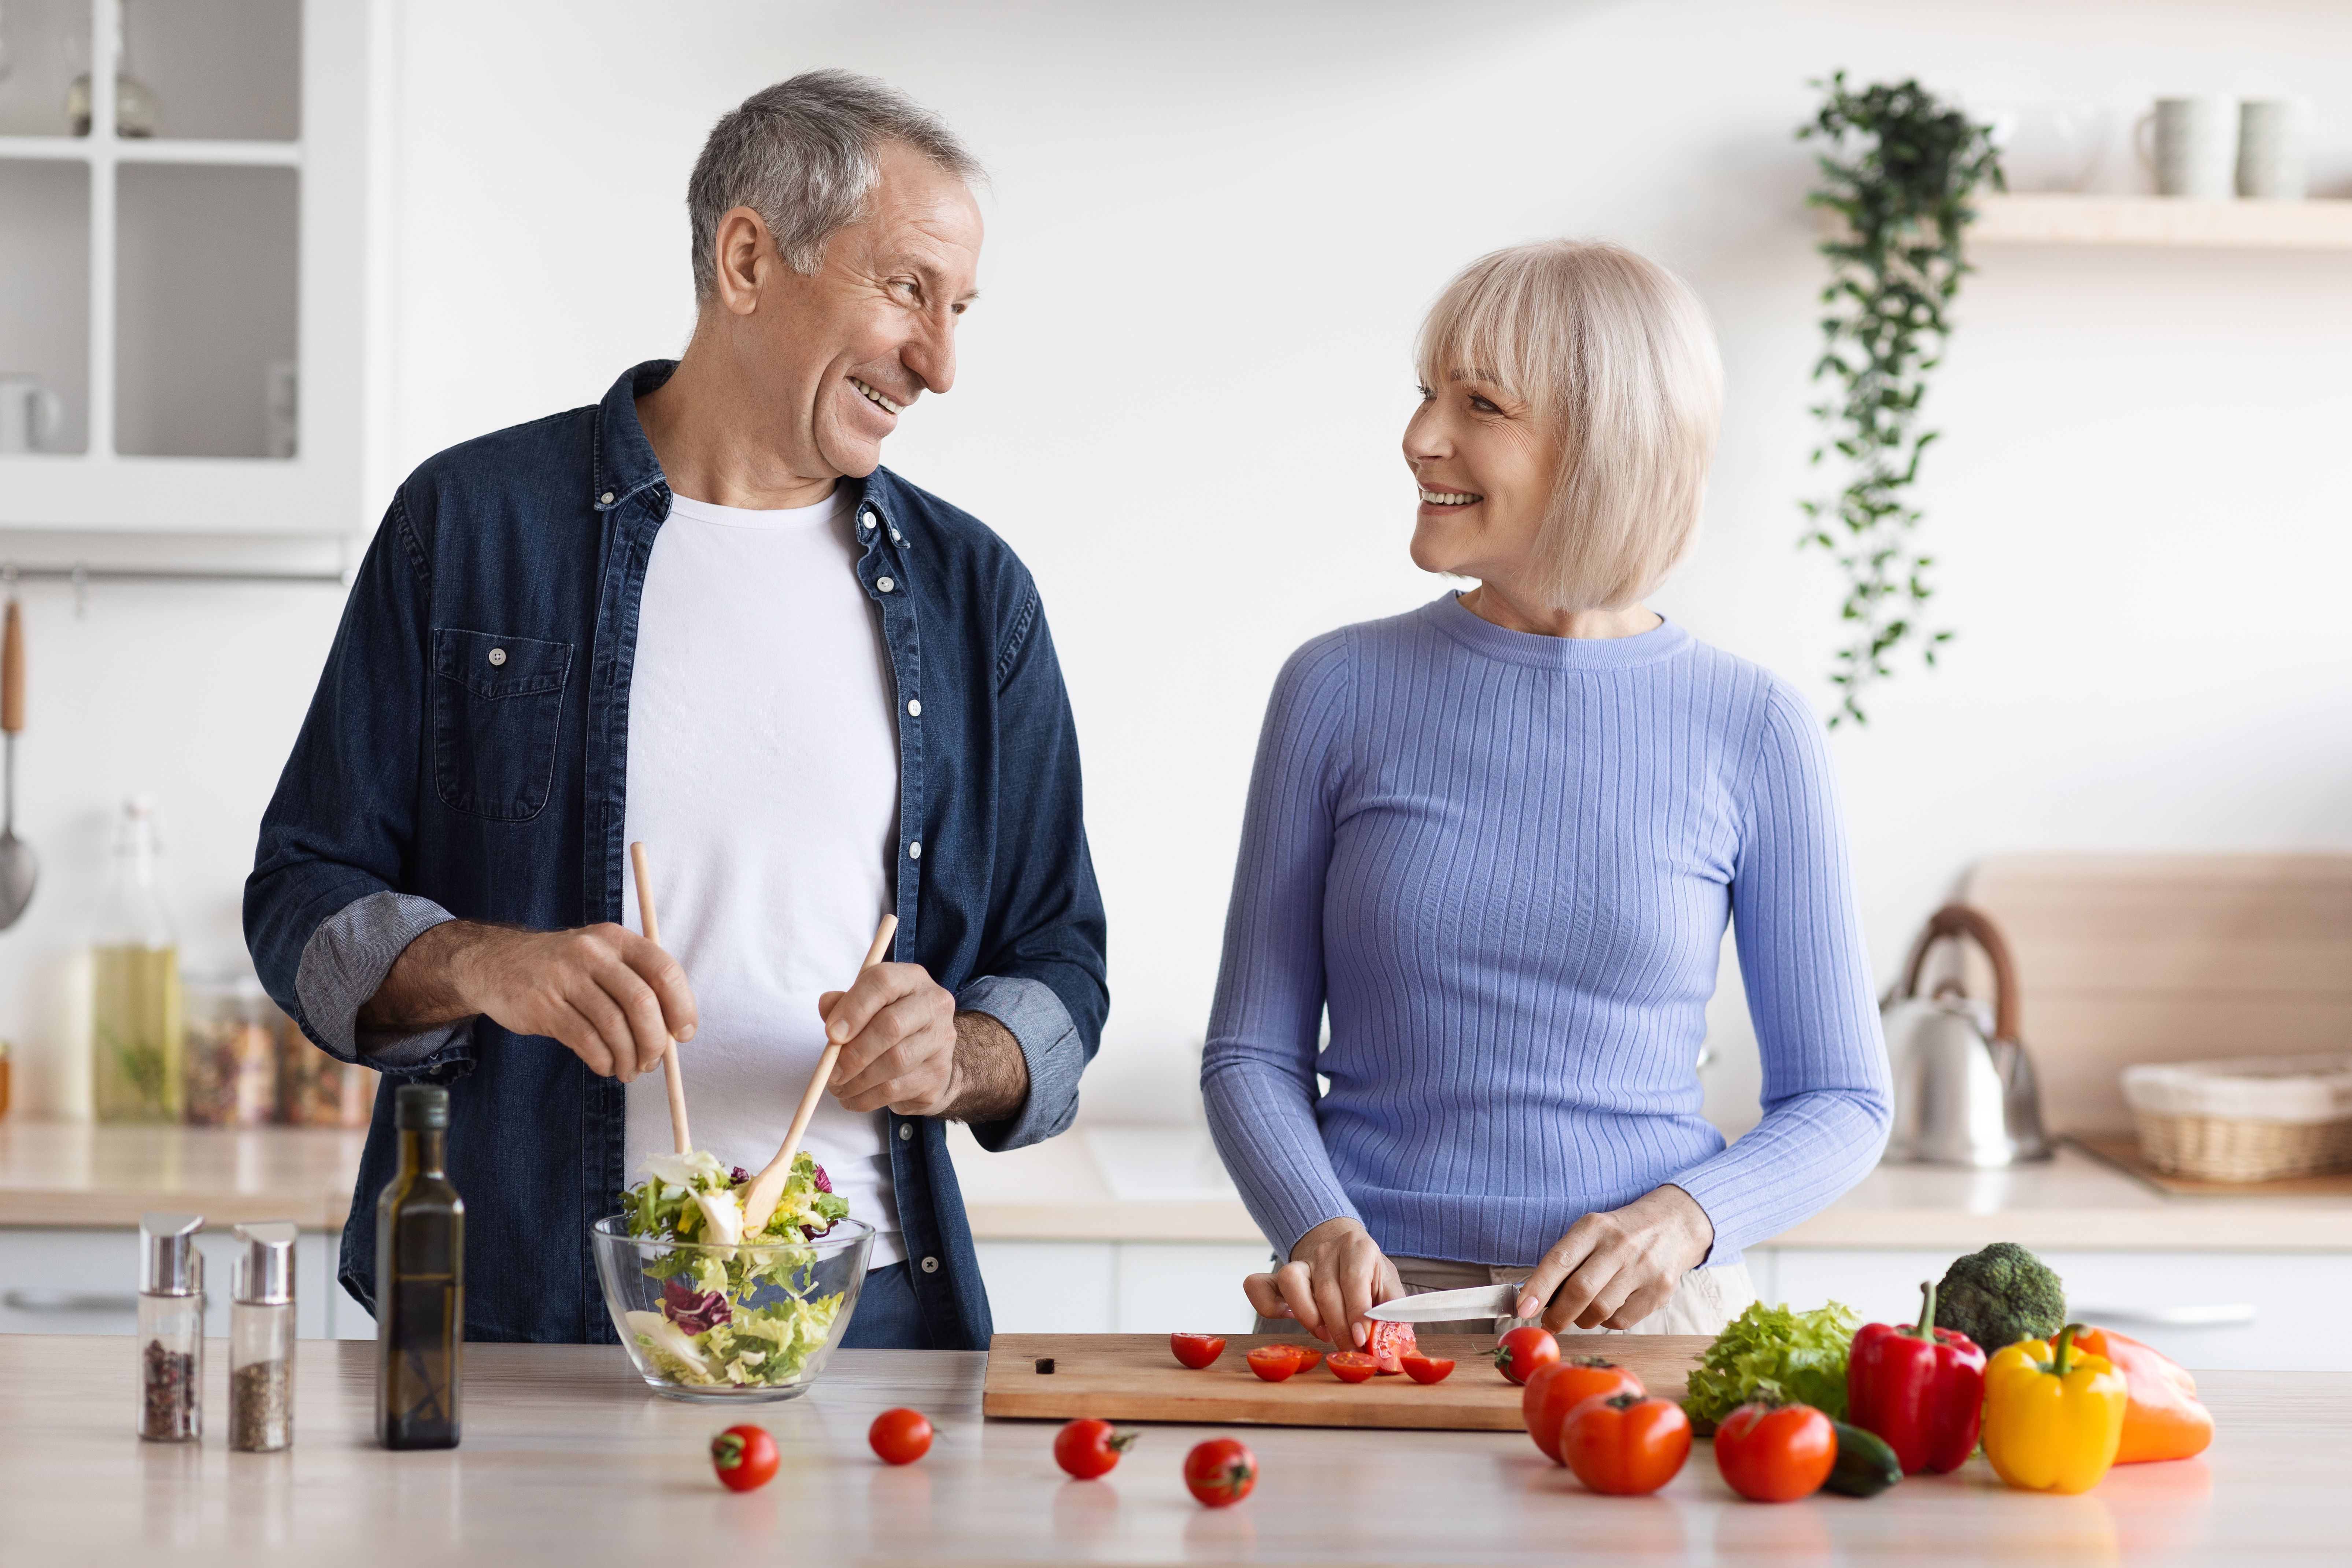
<box><xmin>246</xmin><ymin>72</ymin><xmax>1106</xmax><ymax>1349</ymax></box>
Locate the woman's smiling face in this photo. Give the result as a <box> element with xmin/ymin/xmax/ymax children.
<box><xmin>1402</xmin><ymin>368</ymin><xmax>1559</xmax><ymax>586</ymax></box>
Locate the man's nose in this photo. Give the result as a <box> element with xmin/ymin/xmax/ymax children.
<box><xmin>903</xmin><ymin>310</ymin><xmax>958</xmax><ymax>396</ymax></box>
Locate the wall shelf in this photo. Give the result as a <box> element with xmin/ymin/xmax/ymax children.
<box><xmin>1969</xmin><ymin>193</ymin><xmax>2352</xmax><ymax>250</ymax></box>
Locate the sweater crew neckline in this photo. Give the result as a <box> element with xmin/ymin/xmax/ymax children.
<box><xmin>1423</xmin><ymin>592</ymin><xmax>1693</xmax><ymax>671</ymax></box>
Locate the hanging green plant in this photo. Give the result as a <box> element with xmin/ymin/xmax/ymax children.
<box><xmin>1798</xmin><ymin>73</ymin><xmax>2001</xmax><ymax>726</ymax></box>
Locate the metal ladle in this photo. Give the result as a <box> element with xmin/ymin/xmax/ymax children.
<box><xmin>0</xmin><ymin>597</ymin><xmax>37</xmax><ymax>929</ymax></box>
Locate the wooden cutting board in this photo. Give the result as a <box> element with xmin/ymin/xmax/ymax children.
<box><xmin>981</xmin><ymin>1332</ymin><xmax>1711</xmax><ymax>1431</ymax></box>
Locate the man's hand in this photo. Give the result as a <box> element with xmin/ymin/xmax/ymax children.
<box><xmin>360</xmin><ymin>920</ymin><xmax>696</xmax><ymax>1083</ymax></box>
<box><xmin>1513</xmin><ymin>1184</ymin><xmax>1715</xmax><ymax>1331</ymax></box>
<box><xmin>816</xmin><ymin>964</ymin><xmax>1029</xmax><ymax>1123</ymax></box>
<box><xmin>1240</xmin><ymin>1216</ymin><xmax>1402</xmax><ymax>1349</ymax></box>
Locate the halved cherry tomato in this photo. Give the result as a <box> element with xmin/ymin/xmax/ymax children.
<box><xmin>1326</xmin><ymin>1350</ymin><xmax>1378</xmax><ymax>1383</ymax></box>
<box><xmin>1169</xmin><ymin>1332</ymin><xmax>1226</xmax><ymax>1370</ymax></box>
<box><xmin>868</xmin><ymin>1407</ymin><xmax>934</xmax><ymax>1466</ymax></box>
<box><xmin>1399</xmin><ymin>1352</ymin><xmax>1455</xmax><ymax>1384</ymax></box>
<box><xmin>1523</xmin><ymin>1356</ymin><xmax>1646</xmax><ymax>1464</ymax></box>
<box><xmin>1490</xmin><ymin>1324</ymin><xmax>1562</xmax><ymax>1386</ymax></box>
<box><xmin>1366</xmin><ymin>1319</ymin><xmax>1417</xmax><ymax>1374</ymax></box>
<box><xmin>1714</xmin><ymin>1400</ymin><xmax>1836</xmax><ymax>1503</ymax></box>
<box><xmin>1561</xmin><ymin>1392</ymin><xmax>1691</xmax><ymax>1496</ymax></box>
<box><xmin>1246</xmin><ymin>1345</ymin><xmax>1303</xmax><ymax>1382</ymax></box>
<box><xmin>1283</xmin><ymin>1345</ymin><xmax>1324</xmax><ymax>1374</ymax></box>
<box><xmin>1053</xmin><ymin>1417</ymin><xmax>1138</xmax><ymax>1479</ymax></box>
<box><xmin>710</xmin><ymin>1423</ymin><xmax>778</xmax><ymax>1491</ymax></box>
<box><xmin>1184</xmin><ymin>1437</ymin><xmax>1258</xmax><ymax>1507</ymax></box>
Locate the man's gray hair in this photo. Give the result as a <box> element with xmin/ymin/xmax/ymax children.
<box><xmin>687</xmin><ymin>69</ymin><xmax>982</xmax><ymax>299</ymax></box>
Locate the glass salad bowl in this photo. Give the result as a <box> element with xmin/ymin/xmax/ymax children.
<box><xmin>592</xmin><ymin>1214</ymin><xmax>874</xmax><ymax>1402</ymax></box>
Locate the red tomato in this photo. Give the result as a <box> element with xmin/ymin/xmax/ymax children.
<box><xmin>1283</xmin><ymin>1345</ymin><xmax>1324</xmax><ymax>1374</ymax></box>
<box><xmin>1366</xmin><ymin>1319</ymin><xmax>1417</xmax><ymax>1374</ymax></box>
<box><xmin>1053</xmin><ymin>1417</ymin><xmax>1138</xmax><ymax>1479</ymax></box>
<box><xmin>1714</xmin><ymin>1401</ymin><xmax>1836</xmax><ymax>1503</ymax></box>
<box><xmin>1169</xmin><ymin>1332</ymin><xmax>1227</xmax><ymax>1369</ymax></box>
<box><xmin>1561</xmin><ymin>1393</ymin><xmax>1691</xmax><ymax>1496</ymax></box>
<box><xmin>710</xmin><ymin>1424</ymin><xmax>778</xmax><ymax>1492</ymax></box>
<box><xmin>1399</xmin><ymin>1353</ymin><xmax>1456</xmax><ymax>1384</ymax></box>
<box><xmin>1490</xmin><ymin>1325</ymin><xmax>1562</xmax><ymax>1386</ymax></box>
<box><xmin>1246</xmin><ymin>1345</ymin><xmax>1302</xmax><ymax>1383</ymax></box>
<box><xmin>868</xmin><ymin>1407</ymin><xmax>934</xmax><ymax>1466</ymax></box>
<box><xmin>1522</xmin><ymin>1357</ymin><xmax>1646</xmax><ymax>1465</ymax></box>
<box><xmin>1325</xmin><ymin>1350</ymin><xmax>1378</xmax><ymax>1383</ymax></box>
<box><xmin>1183</xmin><ymin>1437</ymin><xmax>1258</xmax><ymax>1508</ymax></box>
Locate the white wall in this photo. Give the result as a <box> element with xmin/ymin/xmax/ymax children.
<box><xmin>7</xmin><ymin>0</ymin><xmax>2351</xmax><ymax>1124</ymax></box>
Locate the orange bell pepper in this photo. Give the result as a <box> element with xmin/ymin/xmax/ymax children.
<box><xmin>2073</xmin><ymin>1326</ymin><xmax>2214</xmax><ymax>1464</ymax></box>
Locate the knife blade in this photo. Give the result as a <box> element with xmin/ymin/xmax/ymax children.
<box><xmin>1362</xmin><ymin>1283</ymin><xmax>1525</xmax><ymax>1323</ymax></box>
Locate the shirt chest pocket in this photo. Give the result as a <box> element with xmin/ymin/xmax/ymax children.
<box><xmin>431</xmin><ymin>628</ymin><xmax>573</xmax><ymax>822</ymax></box>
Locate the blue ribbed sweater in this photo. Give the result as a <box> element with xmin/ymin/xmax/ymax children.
<box><xmin>1201</xmin><ymin>595</ymin><xmax>1890</xmax><ymax>1269</ymax></box>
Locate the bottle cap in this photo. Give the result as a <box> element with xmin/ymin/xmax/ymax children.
<box><xmin>394</xmin><ymin>1083</ymin><xmax>449</xmax><ymax>1130</ymax></box>
<box><xmin>232</xmin><ymin>1221</ymin><xmax>297</xmax><ymax>1305</ymax></box>
<box><xmin>140</xmin><ymin>1212</ymin><xmax>204</xmax><ymax>1297</ymax></box>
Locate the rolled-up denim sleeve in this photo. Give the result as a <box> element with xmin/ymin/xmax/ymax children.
<box><xmin>294</xmin><ymin>890</ymin><xmax>471</xmax><ymax>1069</ymax></box>
<box><xmin>955</xmin><ymin>973</ymin><xmax>1084</xmax><ymax>1152</ymax></box>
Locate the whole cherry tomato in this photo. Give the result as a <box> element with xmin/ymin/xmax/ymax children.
<box><xmin>1053</xmin><ymin>1417</ymin><xmax>1138</xmax><ymax>1479</ymax></box>
<box><xmin>1365</xmin><ymin>1320</ymin><xmax>1417</xmax><ymax>1374</ymax></box>
<box><xmin>1561</xmin><ymin>1393</ymin><xmax>1691</xmax><ymax>1496</ymax></box>
<box><xmin>710</xmin><ymin>1424</ymin><xmax>778</xmax><ymax>1492</ymax></box>
<box><xmin>1184</xmin><ymin>1437</ymin><xmax>1258</xmax><ymax>1508</ymax></box>
<box><xmin>1246</xmin><ymin>1345</ymin><xmax>1303</xmax><ymax>1382</ymax></box>
<box><xmin>1523</xmin><ymin>1356</ymin><xmax>1646</xmax><ymax>1464</ymax></box>
<box><xmin>868</xmin><ymin>1407</ymin><xmax>935</xmax><ymax>1466</ymax></box>
<box><xmin>1325</xmin><ymin>1350</ymin><xmax>1378</xmax><ymax>1383</ymax></box>
<box><xmin>1491</xmin><ymin>1325</ymin><xmax>1562</xmax><ymax>1386</ymax></box>
<box><xmin>1170</xmin><ymin>1332</ymin><xmax>1227</xmax><ymax>1369</ymax></box>
<box><xmin>1714</xmin><ymin>1401</ymin><xmax>1837</xmax><ymax>1503</ymax></box>
<box><xmin>1400</xmin><ymin>1353</ymin><xmax>1456</xmax><ymax>1384</ymax></box>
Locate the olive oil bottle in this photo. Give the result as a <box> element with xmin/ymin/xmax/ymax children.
<box><xmin>376</xmin><ymin>1084</ymin><xmax>463</xmax><ymax>1449</ymax></box>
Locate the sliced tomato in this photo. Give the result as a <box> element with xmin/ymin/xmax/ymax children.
<box><xmin>1399</xmin><ymin>1352</ymin><xmax>1456</xmax><ymax>1384</ymax></box>
<box><xmin>1365</xmin><ymin>1319</ymin><xmax>1418</xmax><ymax>1374</ymax></box>
<box><xmin>1326</xmin><ymin>1351</ymin><xmax>1379</xmax><ymax>1383</ymax></box>
<box><xmin>1283</xmin><ymin>1345</ymin><xmax>1324</xmax><ymax>1374</ymax></box>
<box><xmin>1246</xmin><ymin>1345</ymin><xmax>1302</xmax><ymax>1383</ymax></box>
<box><xmin>1169</xmin><ymin>1332</ymin><xmax>1227</xmax><ymax>1370</ymax></box>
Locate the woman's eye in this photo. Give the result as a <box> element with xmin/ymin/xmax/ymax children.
<box><xmin>1469</xmin><ymin>394</ymin><xmax>1500</xmax><ymax>414</ymax></box>
<box><xmin>1414</xmin><ymin>383</ymin><xmax>1434</xmax><ymax>400</ymax></box>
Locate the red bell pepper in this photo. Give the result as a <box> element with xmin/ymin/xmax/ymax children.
<box><xmin>1845</xmin><ymin>1279</ymin><xmax>1987</xmax><ymax>1475</ymax></box>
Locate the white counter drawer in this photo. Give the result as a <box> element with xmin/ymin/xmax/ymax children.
<box><xmin>0</xmin><ymin>1228</ymin><xmax>353</xmax><ymax>1339</ymax></box>
<box><xmin>1754</xmin><ymin>1247</ymin><xmax>2352</xmax><ymax>1371</ymax></box>
<box><xmin>975</xmin><ymin>1241</ymin><xmax>1269</xmax><ymax>1336</ymax></box>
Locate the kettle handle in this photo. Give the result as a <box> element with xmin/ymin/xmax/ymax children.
<box><xmin>1892</xmin><ymin>903</ymin><xmax>2022</xmax><ymax>1044</ymax></box>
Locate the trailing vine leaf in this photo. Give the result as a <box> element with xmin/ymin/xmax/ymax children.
<box><xmin>1798</xmin><ymin>73</ymin><xmax>2000</xmax><ymax>725</ymax></box>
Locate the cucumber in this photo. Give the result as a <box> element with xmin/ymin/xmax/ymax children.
<box><xmin>1824</xmin><ymin>1421</ymin><xmax>1902</xmax><ymax>1497</ymax></box>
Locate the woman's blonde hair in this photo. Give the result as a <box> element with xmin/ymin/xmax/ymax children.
<box><xmin>1416</xmin><ymin>239</ymin><xmax>1724</xmax><ymax>611</ymax></box>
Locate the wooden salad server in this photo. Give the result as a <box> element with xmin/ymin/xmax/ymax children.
<box><xmin>628</xmin><ymin>841</ymin><xmax>694</xmax><ymax>1155</ymax></box>
<box><xmin>740</xmin><ymin>910</ymin><xmax>898</xmax><ymax>1235</ymax></box>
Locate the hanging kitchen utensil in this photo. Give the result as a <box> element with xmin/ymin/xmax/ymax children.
<box><xmin>1881</xmin><ymin>903</ymin><xmax>2050</xmax><ymax>1166</ymax></box>
<box><xmin>0</xmin><ymin>596</ymin><xmax>38</xmax><ymax>929</ymax></box>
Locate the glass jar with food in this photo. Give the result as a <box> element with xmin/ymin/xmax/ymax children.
<box><xmin>93</xmin><ymin>798</ymin><xmax>180</xmax><ymax>1123</ymax></box>
<box><xmin>277</xmin><ymin>1014</ymin><xmax>378</xmax><ymax>1126</ymax></box>
<box><xmin>230</xmin><ymin>1222</ymin><xmax>297</xmax><ymax>1452</ymax></box>
<box><xmin>138</xmin><ymin>1213</ymin><xmax>204</xmax><ymax>1441</ymax></box>
<box><xmin>183</xmin><ymin>970</ymin><xmax>278</xmax><ymax>1127</ymax></box>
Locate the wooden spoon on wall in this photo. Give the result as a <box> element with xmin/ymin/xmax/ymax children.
<box><xmin>627</xmin><ymin>841</ymin><xmax>693</xmax><ymax>1155</ymax></box>
<box><xmin>740</xmin><ymin>910</ymin><xmax>897</xmax><ymax>1235</ymax></box>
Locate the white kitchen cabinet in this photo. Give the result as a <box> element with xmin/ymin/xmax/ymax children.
<box><xmin>0</xmin><ymin>1226</ymin><xmax>369</xmax><ymax>1338</ymax></box>
<box><xmin>974</xmin><ymin>1241</ymin><xmax>1269</xmax><ymax>1336</ymax></box>
<box><xmin>1753</xmin><ymin>1247</ymin><xmax>2350</xmax><ymax>1372</ymax></box>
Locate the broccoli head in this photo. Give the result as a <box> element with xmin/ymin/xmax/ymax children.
<box><xmin>1932</xmin><ymin>1242</ymin><xmax>2065</xmax><ymax>1352</ymax></box>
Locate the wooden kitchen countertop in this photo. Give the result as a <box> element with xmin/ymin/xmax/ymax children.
<box><xmin>0</xmin><ymin>1334</ymin><xmax>2335</xmax><ymax>1564</ymax></box>
<box><xmin>0</xmin><ymin>1120</ymin><xmax>364</xmax><ymax>1229</ymax></box>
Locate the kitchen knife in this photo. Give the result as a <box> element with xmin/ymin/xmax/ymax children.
<box><xmin>1362</xmin><ymin>1283</ymin><xmax>1525</xmax><ymax>1323</ymax></box>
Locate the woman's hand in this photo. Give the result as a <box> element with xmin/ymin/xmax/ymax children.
<box><xmin>1241</xmin><ymin>1217</ymin><xmax>1402</xmax><ymax>1348</ymax></box>
<box><xmin>1515</xmin><ymin>1184</ymin><xmax>1715</xmax><ymax>1331</ymax></box>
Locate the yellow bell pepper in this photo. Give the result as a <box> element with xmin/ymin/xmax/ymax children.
<box><xmin>1982</xmin><ymin>1323</ymin><xmax>2128</xmax><ymax>1494</ymax></box>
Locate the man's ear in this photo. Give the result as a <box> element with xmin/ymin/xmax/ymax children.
<box><xmin>711</xmin><ymin>206</ymin><xmax>775</xmax><ymax>317</ymax></box>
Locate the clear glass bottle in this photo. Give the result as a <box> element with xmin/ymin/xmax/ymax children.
<box><xmin>92</xmin><ymin>797</ymin><xmax>181</xmax><ymax>1123</ymax></box>
<box><xmin>137</xmin><ymin>1212</ymin><xmax>203</xmax><ymax>1441</ymax></box>
<box><xmin>377</xmin><ymin>1084</ymin><xmax>463</xmax><ymax>1449</ymax></box>
<box><xmin>230</xmin><ymin>1221</ymin><xmax>296</xmax><ymax>1452</ymax></box>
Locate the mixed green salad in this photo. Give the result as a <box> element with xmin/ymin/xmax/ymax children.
<box><xmin>620</xmin><ymin>1148</ymin><xmax>853</xmax><ymax>1389</ymax></box>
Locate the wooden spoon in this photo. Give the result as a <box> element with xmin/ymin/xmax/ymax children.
<box><xmin>627</xmin><ymin>841</ymin><xmax>692</xmax><ymax>1155</ymax></box>
<box><xmin>739</xmin><ymin>911</ymin><xmax>897</xmax><ymax>1235</ymax></box>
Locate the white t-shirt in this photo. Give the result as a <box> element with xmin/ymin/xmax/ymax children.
<box><xmin>620</xmin><ymin>485</ymin><xmax>904</xmax><ymax>1269</ymax></box>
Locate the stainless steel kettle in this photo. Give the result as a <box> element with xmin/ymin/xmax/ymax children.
<box><xmin>1881</xmin><ymin>904</ymin><xmax>2050</xmax><ymax>1166</ymax></box>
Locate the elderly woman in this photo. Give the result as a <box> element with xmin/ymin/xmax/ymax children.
<box><xmin>1202</xmin><ymin>240</ymin><xmax>1889</xmax><ymax>1346</ymax></box>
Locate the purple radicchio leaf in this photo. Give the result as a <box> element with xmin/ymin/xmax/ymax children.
<box><xmin>661</xmin><ymin>1277</ymin><xmax>731</xmax><ymax>1335</ymax></box>
<box><xmin>800</xmin><ymin>1219</ymin><xmax>837</xmax><ymax>1240</ymax></box>
<box><xmin>729</xmin><ymin>1166</ymin><xmax>754</xmax><ymax>1186</ymax></box>
<box><xmin>810</xmin><ymin>1162</ymin><xmax>833</xmax><ymax>1194</ymax></box>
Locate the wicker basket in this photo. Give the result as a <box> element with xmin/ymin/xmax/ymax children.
<box><xmin>2123</xmin><ymin>1054</ymin><xmax>2352</xmax><ymax>1182</ymax></box>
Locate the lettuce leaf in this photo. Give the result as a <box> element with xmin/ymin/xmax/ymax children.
<box><xmin>1680</xmin><ymin>1299</ymin><xmax>1860</xmax><ymax>1433</ymax></box>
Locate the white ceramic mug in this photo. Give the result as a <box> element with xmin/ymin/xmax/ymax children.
<box><xmin>2135</xmin><ymin>96</ymin><xmax>2238</xmax><ymax>198</ymax></box>
<box><xmin>2237</xmin><ymin>99</ymin><xmax>2310</xmax><ymax>200</ymax></box>
<box><xmin>0</xmin><ymin>377</ymin><xmax>62</xmax><ymax>454</ymax></box>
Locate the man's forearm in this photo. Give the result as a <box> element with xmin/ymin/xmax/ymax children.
<box><xmin>358</xmin><ymin>920</ymin><xmax>485</xmax><ymax>1030</ymax></box>
<box><xmin>947</xmin><ymin>1010</ymin><xmax>1030</xmax><ymax>1124</ymax></box>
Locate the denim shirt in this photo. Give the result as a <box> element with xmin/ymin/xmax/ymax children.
<box><xmin>245</xmin><ymin>362</ymin><xmax>1108</xmax><ymax>1346</ymax></box>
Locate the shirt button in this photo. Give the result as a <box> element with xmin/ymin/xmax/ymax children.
<box><xmin>859</xmin><ymin>510</ymin><xmax>876</xmax><ymax>532</ymax></box>
<box><xmin>876</xmin><ymin>577</ymin><xmax>895</xmax><ymax>593</ymax></box>
<box><xmin>890</xmin><ymin>528</ymin><xmax>902</xmax><ymax>542</ymax></box>
<box><xmin>599</xmin><ymin>491</ymin><xmax>614</xmax><ymax>505</ymax></box>
<box><xmin>907</xmin><ymin>841</ymin><xmax>922</xmax><ymax>860</ymax></box>
<box><xmin>921</xmin><ymin>1256</ymin><xmax>939</xmax><ymax>1274</ymax></box>
<box><xmin>488</xmin><ymin>648</ymin><xmax>507</xmax><ymax>667</ymax></box>
<box><xmin>898</xmin><ymin>1123</ymin><xmax>913</xmax><ymax>1142</ymax></box>
<box><xmin>906</xmin><ymin>699</ymin><xmax>921</xmax><ymax>717</ymax></box>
